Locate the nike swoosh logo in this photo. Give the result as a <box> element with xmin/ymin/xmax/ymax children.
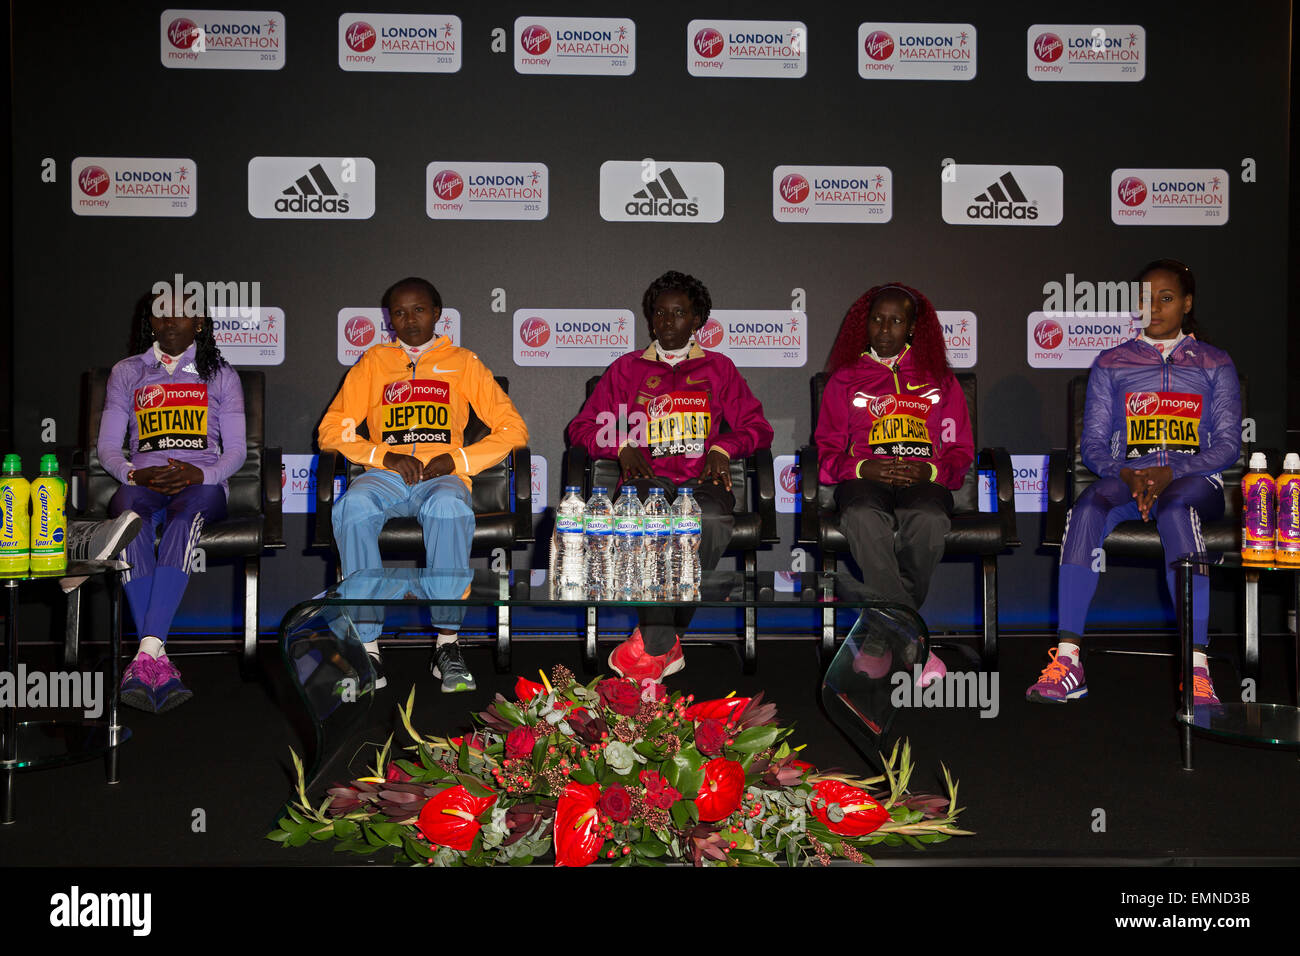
<box><xmin>427</xmin><ymin>365</ymin><xmax>458</xmax><ymax>373</ymax></box>
<box><xmin>904</xmin><ymin>383</ymin><xmax>929</xmax><ymax>391</ymax></box>
<box><xmin>685</xmin><ymin>375</ymin><xmax>708</xmax><ymax>385</ymax></box>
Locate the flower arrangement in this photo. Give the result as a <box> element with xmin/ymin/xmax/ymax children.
<box><xmin>269</xmin><ymin>665</ymin><xmax>971</xmax><ymax>866</ymax></box>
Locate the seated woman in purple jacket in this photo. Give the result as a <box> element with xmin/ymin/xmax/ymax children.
<box><xmin>567</xmin><ymin>271</ymin><xmax>774</xmax><ymax>682</ymax></box>
<box><xmin>98</xmin><ymin>292</ymin><xmax>247</xmax><ymax>713</ymax></box>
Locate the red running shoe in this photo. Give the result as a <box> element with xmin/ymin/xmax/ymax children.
<box><xmin>608</xmin><ymin>630</ymin><xmax>687</xmax><ymax>682</ymax></box>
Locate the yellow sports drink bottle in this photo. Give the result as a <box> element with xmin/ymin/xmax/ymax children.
<box><xmin>31</xmin><ymin>454</ymin><xmax>67</xmax><ymax>573</ymax></box>
<box><xmin>0</xmin><ymin>454</ymin><xmax>31</xmax><ymax>576</ymax></box>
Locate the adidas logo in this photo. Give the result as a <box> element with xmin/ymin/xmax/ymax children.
<box><xmin>966</xmin><ymin>171</ymin><xmax>1038</xmax><ymax>221</ymax></box>
<box><xmin>626</xmin><ymin>167</ymin><xmax>699</xmax><ymax>218</ymax></box>
<box><xmin>275</xmin><ymin>163</ymin><xmax>351</xmax><ymax>214</ymax></box>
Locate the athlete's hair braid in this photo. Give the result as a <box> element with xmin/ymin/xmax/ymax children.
<box><xmin>134</xmin><ymin>292</ymin><xmax>228</xmax><ymax>382</ymax></box>
<box><xmin>641</xmin><ymin>270</ymin><xmax>712</xmax><ymax>339</ymax></box>
<box><xmin>825</xmin><ymin>282</ymin><xmax>950</xmax><ymax>382</ymax></box>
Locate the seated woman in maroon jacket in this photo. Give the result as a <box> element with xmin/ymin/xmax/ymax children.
<box><xmin>815</xmin><ymin>283</ymin><xmax>973</xmax><ymax>684</ymax></box>
<box><xmin>568</xmin><ymin>271</ymin><xmax>774</xmax><ymax>682</ymax></box>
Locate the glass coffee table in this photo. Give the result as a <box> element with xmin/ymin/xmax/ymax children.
<box><xmin>2</xmin><ymin>559</ymin><xmax>131</xmax><ymax>824</ymax></box>
<box><xmin>278</xmin><ymin>569</ymin><xmax>928</xmax><ymax>794</ymax></box>
<box><xmin>1172</xmin><ymin>552</ymin><xmax>1300</xmax><ymax>769</ymax></box>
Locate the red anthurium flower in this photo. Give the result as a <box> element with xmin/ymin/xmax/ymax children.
<box><xmin>416</xmin><ymin>785</ymin><xmax>497</xmax><ymax>852</ymax></box>
<box><xmin>684</xmin><ymin>697</ymin><xmax>751</xmax><ymax>722</ymax></box>
<box><xmin>447</xmin><ymin>734</ymin><xmax>487</xmax><ymax>751</ymax></box>
<box><xmin>808</xmin><ymin>780</ymin><xmax>889</xmax><ymax>836</ymax></box>
<box><xmin>516</xmin><ymin>677</ymin><xmax>547</xmax><ymax>703</ymax></box>
<box><xmin>695</xmin><ymin>758</ymin><xmax>746</xmax><ymax>822</ymax></box>
<box><xmin>554</xmin><ymin>782</ymin><xmax>605</xmax><ymax>867</ymax></box>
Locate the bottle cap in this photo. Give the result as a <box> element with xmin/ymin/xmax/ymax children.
<box><xmin>1284</xmin><ymin>453</ymin><xmax>1300</xmax><ymax>471</ymax></box>
<box><xmin>592</xmin><ymin>487</ymin><xmax>608</xmax><ymax>495</ymax></box>
<box><xmin>678</xmin><ymin>487</ymin><xmax>694</xmax><ymax>494</ymax></box>
<box><xmin>621</xmin><ymin>485</ymin><xmax>637</xmax><ymax>494</ymax></box>
<box><xmin>649</xmin><ymin>487</ymin><xmax>664</xmax><ymax>494</ymax></box>
<box><xmin>564</xmin><ymin>485</ymin><xmax>582</xmax><ymax>494</ymax></box>
<box><xmin>1249</xmin><ymin>452</ymin><xmax>1268</xmax><ymax>470</ymax></box>
<box><xmin>39</xmin><ymin>454</ymin><xmax>59</xmax><ymax>473</ymax></box>
<box><xmin>1</xmin><ymin>454</ymin><xmax>20</xmax><ymax>475</ymax></box>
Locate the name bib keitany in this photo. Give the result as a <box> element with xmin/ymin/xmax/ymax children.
<box><xmin>1125</xmin><ymin>391</ymin><xmax>1202</xmax><ymax>457</ymax></box>
<box><xmin>381</xmin><ymin>379</ymin><xmax>452</xmax><ymax>446</ymax></box>
<box><xmin>646</xmin><ymin>391</ymin><xmax>711</xmax><ymax>459</ymax></box>
<box><xmin>134</xmin><ymin>383</ymin><xmax>208</xmax><ymax>453</ymax></box>
<box><xmin>867</xmin><ymin>394</ymin><xmax>933</xmax><ymax>458</ymax></box>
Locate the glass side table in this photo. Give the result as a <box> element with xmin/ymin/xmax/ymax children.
<box><xmin>2</xmin><ymin>560</ymin><xmax>131</xmax><ymax>824</ymax></box>
<box><xmin>1172</xmin><ymin>552</ymin><xmax>1300</xmax><ymax>770</ymax></box>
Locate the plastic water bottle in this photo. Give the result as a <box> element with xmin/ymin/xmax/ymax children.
<box><xmin>613</xmin><ymin>485</ymin><xmax>644</xmax><ymax>600</ymax></box>
<box><xmin>583</xmin><ymin>486</ymin><xmax>614</xmax><ymax>599</ymax></box>
<box><xmin>642</xmin><ymin>487</ymin><xmax>672</xmax><ymax>601</ymax></box>
<box><xmin>671</xmin><ymin>487</ymin><xmax>702</xmax><ymax>600</ymax></box>
<box><xmin>555</xmin><ymin>485</ymin><xmax>586</xmax><ymax>593</ymax></box>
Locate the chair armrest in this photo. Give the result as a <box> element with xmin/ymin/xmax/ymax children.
<box><xmin>512</xmin><ymin>445</ymin><xmax>534</xmax><ymax>544</ymax></box>
<box><xmin>262</xmin><ymin>446</ymin><xmax>285</xmax><ymax>548</ymax></box>
<box><xmin>979</xmin><ymin>447</ymin><xmax>1020</xmax><ymax>547</ymax></box>
<box><xmin>64</xmin><ymin>445</ymin><xmax>88</xmax><ymax>516</ymax></box>
<box><xmin>797</xmin><ymin>444</ymin><xmax>820</xmax><ymax>545</ymax></box>
<box><xmin>1044</xmin><ymin>448</ymin><xmax>1070</xmax><ymax>547</ymax></box>
<box><xmin>311</xmin><ymin>451</ymin><xmax>348</xmax><ymax>549</ymax></box>
<box><xmin>750</xmin><ymin>446</ymin><xmax>778</xmax><ymax>543</ymax></box>
<box><xmin>564</xmin><ymin>444</ymin><xmax>590</xmax><ymax>492</ymax></box>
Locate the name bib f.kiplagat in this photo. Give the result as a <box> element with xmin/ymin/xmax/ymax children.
<box><xmin>134</xmin><ymin>383</ymin><xmax>209</xmax><ymax>453</ymax></box>
<box><xmin>645</xmin><ymin>391</ymin><xmax>711</xmax><ymax>459</ymax></box>
<box><xmin>381</xmin><ymin>379</ymin><xmax>452</xmax><ymax>445</ymax></box>
<box><xmin>1125</xmin><ymin>391</ymin><xmax>1202</xmax><ymax>458</ymax></box>
<box><xmin>867</xmin><ymin>393</ymin><xmax>933</xmax><ymax>458</ymax></box>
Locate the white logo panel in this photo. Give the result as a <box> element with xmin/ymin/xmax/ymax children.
<box><xmin>426</xmin><ymin>162</ymin><xmax>548</xmax><ymax>220</ymax></box>
<box><xmin>599</xmin><ymin>160</ymin><xmax>724</xmax><ymax>223</ymax></box>
<box><xmin>71</xmin><ymin>157</ymin><xmax>196</xmax><ymax>217</ymax></box>
<box><xmin>514</xmin><ymin>17</ymin><xmax>635</xmax><ymax>75</ymax></box>
<box><xmin>687</xmin><ymin>20</ymin><xmax>806</xmax><ymax>78</ymax></box>
<box><xmin>772</xmin><ymin>165</ymin><xmax>891</xmax><ymax>223</ymax></box>
<box><xmin>513</xmin><ymin>309</ymin><xmax>636</xmax><ymax>367</ymax></box>
<box><xmin>857</xmin><ymin>22</ymin><xmax>976</xmax><ymax>80</ymax></box>
<box><xmin>161</xmin><ymin>9</ymin><xmax>285</xmax><ymax>69</ymax></box>
<box><xmin>1028</xmin><ymin>24</ymin><xmax>1145</xmax><ymax>82</ymax></box>
<box><xmin>941</xmin><ymin>164</ymin><xmax>1063</xmax><ymax>226</ymax></box>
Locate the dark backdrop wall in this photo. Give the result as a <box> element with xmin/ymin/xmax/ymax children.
<box><xmin>8</xmin><ymin>0</ymin><xmax>1294</xmax><ymax>637</ymax></box>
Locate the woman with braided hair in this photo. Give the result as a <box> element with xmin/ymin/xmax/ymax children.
<box><xmin>98</xmin><ymin>291</ymin><xmax>247</xmax><ymax>713</ymax></box>
<box><xmin>815</xmin><ymin>283</ymin><xmax>973</xmax><ymax>685</ymax></box>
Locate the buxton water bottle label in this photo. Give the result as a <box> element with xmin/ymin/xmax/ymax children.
<box><xmin>557</xmin><ymin>515</ymin><xmax>584</xmax><ymax>533</ymax></box>
<box><xmin>673</xmin><ymin>517</ymin><xmax>702</xmax><ymax>534</ymax></box>
<box><xmin>643</xmin><ymin>516</ymin><xmax>671</xmax><ymax>535</ymax></box>
<box><xmin>584</xmin><ymin>516</ymin><xmax>613</xmax><ymax>534</ymax></box>
<box><xmin>614</xmin><ymin>517</ymin><xmax>642</xmax><ymax>535</ymax></box>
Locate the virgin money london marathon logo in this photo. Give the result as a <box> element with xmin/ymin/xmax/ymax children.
<box><xmin>426</xmin><ymin>162</ymin><xmax>548</xmax><ymax>220</ymax></box>
<box><xmin>938</xmin><ymin>311</ymin><xmax>977</xmax><ymax>368</ymax></box>
<box><xmin>772</xmin><ymin>165</ymin><xmax>892</xmax><ymax>223</ymax></box>
<box><xmin>696</xmin><ymin>311</ymin><xmax>806</xmax><ymax>367</ymax></box>
<box><xmin>514</xmin><ymin>17</ymin><xmax>635</xmax><ymax>76</ymax></box>
<box><xmin>858</xmin><ymin>22</ymin><xmax>976</xmax><ymax>80</ymax></box>
<box><xmin>1026</xmin><ymin>312</ymin><xmax>1141</xmax><ymax>368</ymax></box>
<box><xmin>1110</xmin><ymin>168</ymin><xmax>1228</xmax><ymax>225</ymax></box>
<box><xmin>513</xmin><ymin>310</ymin><xmax>635</xmax><ymax>367</ymax></box>
<box><xmin>248</xmin><ymin>157</ymin><xmax>375</xmax><ymax>219</ymax></box>
<box><xmin>1028</xmin><ymin>24</ymin><xmax>1145</xmax><ymax>81</ymax></box>
<box><xmin>774</xmin><ymin>454</ymin><xmax>800</xmax><ymax>514</ymax></box>
<box><xmin>599</xmin><ymin>161</ymin><xmax>724</xmax><ymax>223</ymax></box>
<box><xmin>161</xmin><ymin>9</ymin><xmax>284</xmax><ymax>70</ymax></box>
<box><xmin>72</xmin><ymin>158</ymin><xmax>196</xmax><ymax>217</ymax></box>
<box><xmin>686</xmin><ymin>20</ymin><xmax>806</xmax><ymax>78</ymax></box>
<box><xmin>336</xmin><ymin>308</ymin><xmax>460</xmax><ymax>365</ymax></box>
<box><xmin>339</xmin><ymin>13</ymin><xmax>461</xmax><ymax>72</ymax></box>
<box><xmin>941</xmin><ymin>164</ymin><xmax>1063</xmax><ymax>226</ymax></box>
<box><xmin>210</xmin><ymin>306</ymin><xmax>285</xmax><ymax>366</ymax></box>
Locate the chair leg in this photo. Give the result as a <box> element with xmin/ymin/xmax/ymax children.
<box><xmin>821</xmin><ymin>552</ymin><xmax>837</xmax><ymax>666</ymax></box>
<box><xmin>584</xmin><ymin>605</ymin><xmax>598</xmax><ymax>673</ymax></box>
<box><xmin>1243</xmin><ymin>570</ymin><xmax>1260</xmax><ymax>684</ymax></box>
<box><xmin>981</xmin><ymin>555</ymin><xmax>999</xmax><ymax>670</ymax></box>
<box><xmin>242</xmin><ymin>556</ymin><xmax>260</xmax><ymax>678</ymax></box>
<box><xmin>743</xmin><ymin>550</ymin><xmax>757</xmax><ymax>673</ymax></box>
<box><xmin>64</xmin><ymin>587</ymin><xmax>82</xmax><ymax>669</ymax></box>
<box><xmin>495</xmin><ymin>574</ymin><xmax>511</xmax><ymax>673</ymax></box>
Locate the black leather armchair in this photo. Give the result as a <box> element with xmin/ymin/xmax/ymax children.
<box><xmin>70</xmin><ymin>368</ymin><xmax>284</xmax><ymax>670</ymax></box>
<box><xmin>1044</xmin><ymin>374</ymin><xmax>1251</xmax><ymax>664</ymax></box>
<box><xmin>798</xmin><ymin>372</ymin><xmax>1018</xmax><ymax>666</ymax></box>
<box><xmin>563</xmin><ymin>375</ymin><xmax>778</xmax><ymax>671</ymax></box>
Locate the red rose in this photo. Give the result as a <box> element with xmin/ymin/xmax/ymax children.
<box><xmin>597</xmin><ymin>782</ymin><xmax>632</xmax><ymax>822</ymax></box>
<box><xmin>695</xmin><ymin>758</ymin><xmax>745</xmax><ymax>822</ymax></box>
<box><xmin>416</xmin><ymin>785</ymin><xmax>497</xmax><ymax>852</ymax></box>
<box><xmin>554</xmin><ymin>782</ymin><xmax>605</xmax><ymax>867</ymax></box>
<box><xmin>505</xmin><ymin>724</ymin><xmax>538</xmax><ymax>760</ymax></box>
<box><xmin>597</xmin><ymin>678</ymin><xmax>641</xmax><ymax>716</ymax></box>
<box><xmin>684</xmin><ymin>696</ymin><xmax>751</xmax><ymax>722</ymax></box>
<box><xmin>693</xmin><ymin>718</ymin><xmax>728</xmax><ymax>755</ymax></box>
<box><xmin>639</xmin><ymin>679</ymin><xmax>667</xmax><ymax>702</ymax></box>
<box><xmin>638</xmin><ymin>770</ymin><xmax>681</xmax><ymax>810</ymax></box>
<box><xmin>516</xmin><ymin>676</ymin><xmax>547</xmax><ymax>703</ymax></box>
<box><xmin>808</xmin><ymin>780</ymin><xmax>889</xmax><ymax>836</ymax></box>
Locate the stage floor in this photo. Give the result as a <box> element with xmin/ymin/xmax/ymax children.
<box><xmin>3</xmin><ymin>632</ymin><xmax>1299</xmax><ymax>866</ymax></box>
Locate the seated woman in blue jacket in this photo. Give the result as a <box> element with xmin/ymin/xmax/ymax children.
<box><xmin>1027</xmin><ymin>259</ymin><xmax>1240</xmax><ymax>706</ymax></box>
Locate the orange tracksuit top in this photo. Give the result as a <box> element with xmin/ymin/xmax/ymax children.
<box><xmin>318</xmin><ymin>336</ymin><xmax>528</xmax><ymax>490</ymax></box>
